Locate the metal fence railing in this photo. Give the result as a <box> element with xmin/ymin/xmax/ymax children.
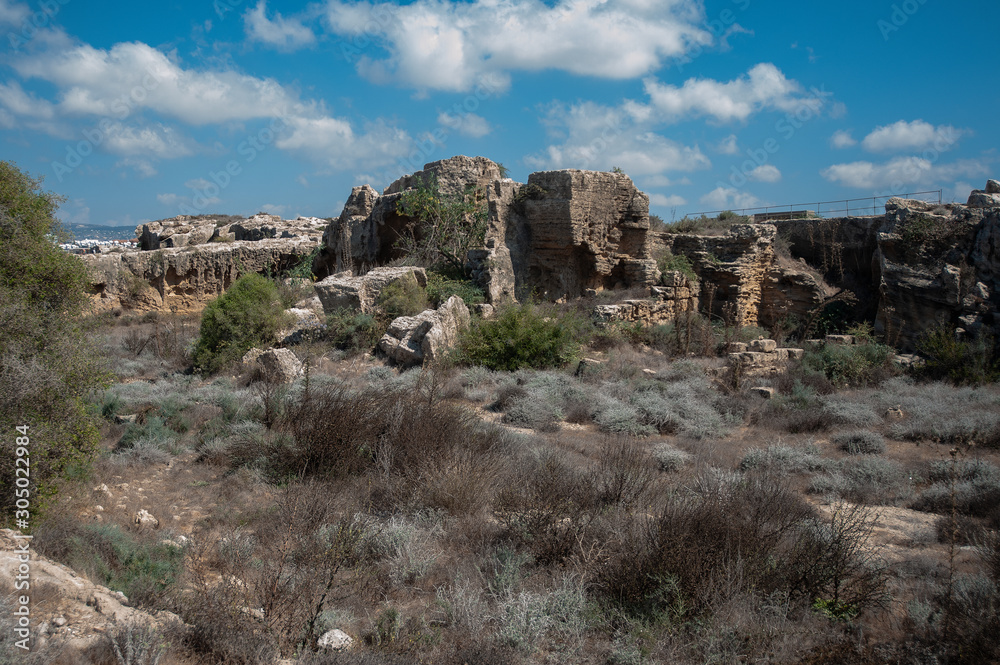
<box><xmin>684</xmin><ymin>189</ymin><xmax>943</xmax><ymax>221</ymax></box>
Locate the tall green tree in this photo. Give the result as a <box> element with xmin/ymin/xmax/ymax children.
<box><xmin>0</xmin><ymin>161</ymin><xmax>110</xmax><ymax>520</ymax></box>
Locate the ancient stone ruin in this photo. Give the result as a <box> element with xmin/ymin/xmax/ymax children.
<box><xmin>80</xmin><ymin>162</ymin><xmax>1000</xmax><ymax>355</ymax></box>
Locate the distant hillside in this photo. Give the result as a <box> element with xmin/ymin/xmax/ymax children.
<box><xmin>63</xmin><ymin>224</ymin><xmax>137</xmax><ymax>241</ymax></box>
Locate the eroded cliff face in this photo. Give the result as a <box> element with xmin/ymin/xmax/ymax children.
<box><xmin>655</xmin><ymin>224</ymin><xmax>777</xmax><ymax>327</ymax></box>
<box><xmin>326</xmin><ymin>157</ymin><xmax>660</xmax><ymax>302</ymax></box>
<box><xmin>876</xmin><ymin>198</ymin><xmax>1000</xmax><ymax>348</ymax></box>
<box><xmin>82</xmin><ymin>238</ymin><xmax>317</xmax><ymax>313</ymax></box>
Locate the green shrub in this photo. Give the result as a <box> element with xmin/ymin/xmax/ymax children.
<box><xmin>426</xmin><ymin>270</ymin><xmax>486</xmax><ymax>308</ymax></box>
<box><xmin>915</xmin><ymin>325</ymin><xmax>999</xmax><ymax>386</ymax></box>
<box><xmin>833</xmin><ymin>430</ymin><xmax>887</xmax><ymax>455</ymax></box>
<box><xmin>0</xmin><ymin>161</ymin><xmax>111</xmax><ymax>520</ymax></box>
<box><xmin>325</xmin><ymin>309</ymin><xmax>382</xmax><ymax>352</ymax></box>
<box><xmin>376</xmin><ymin>273</ymin><xmax>429</xmax><ymax>319</ymax></box>
<box><xmin>36</xmin><ymin>522</ymin><xmax>183</xmax><ymax>607</ymax></box>
<box><xmin>802</xmin><ymin>340</ymin><xmax>897</xmax><ymax>387</ymax></box>
<box><xmin>455</xmin><ymin>303</ymin><xmax>583</xmax><ymax>371</ymax></box>
<box><xmin>655</xmin><ymin>250</ymin><xmax>698</xmax><ymax>284</ymax></box>
<box><xmin>193</xmin><ymin>274</ymin><xmax>290</xmax><ymax>374</ymax></box>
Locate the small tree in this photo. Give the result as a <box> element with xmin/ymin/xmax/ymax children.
<box><xmin>0</xmin><ymin>161</ymin><xmax>111</xmax><ymax>520</ymax></box>
<box><xmin>395</xmin><ymin>175</ymin><xmax>488</xmax><ymax>275</ymax></box>
<box><xmin>193</xmin><ymin>274</ymin><xmax>290</xmax><ymax>374</ymax></box>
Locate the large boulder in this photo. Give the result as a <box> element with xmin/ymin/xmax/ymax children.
<box><xmin>313</xmin><ymin>267</ymin><xmax>427</xmax><ymax>315</ymax></box>
<box><xmin>968</xmin><ymin>190</ymin><xmax>1000</xmax><ymax>208</ymax></box>
<box><xmin>378</xmin><ymin>296</ymin><xmax>471</xmax><ymax>366</ymax></box>
<box><xmin>243</xmin><ymin>348</ymin><xmax>302</xmax><ymax>383</ymax></box>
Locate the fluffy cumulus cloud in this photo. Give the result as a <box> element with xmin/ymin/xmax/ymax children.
<box><xmin>325</xmin><ymin>0</ymin><xmax>711</xmax><ymax>91</ymax></box>
<box><xmin>699</xmin><ymin>186</ymin><xmax>761</xmax><ymax>210</ymax></box>
<box><xmin>437</xmin><ymin>111</ymin><xmax>491</xmax><ymax>138</ymax></box>
<box><xmin>525</xmin><ymin>101</ymin><xmax>710</xmax><ymax>176</ymax></box>
<box><xmin>244</xmin><ymin>1</ymin><xmax>316</xmax><ymax>51</ymax></box>
<box><xmin>10</xmin><ymin>37</ymin><xmax>414</xmax><ymax>172</ymax></box>
<box><xmin>821</xmin><ymin>156</ymin><xmax>989</xmax><ymax>190</ymax></box>
<box><xmin>716</xmin><ymin>134</ymin><xmax>739</xmax><ymax>155</ymax></box>
<box><xmin>830</xmin><ymin>129</ymin><xmax>856</xmax><ymax>149</ymax></box>
<box><xmin>635</xmin><ymin>63</ymin><xmax>823</xmax><ymax>124</ymax></box>
<box><xmin>0</xmin><ymin>81</ymin><xmax>67</xmax><ymax>136</ymax></box>
<box><xmin>102</xmin><ymin>122</ymin><xmax>194</xmax><ymax>158</ymax></box>
<box><xmin>649</xmin><ymin>193</ymin><xmax>686</xmax><ymax>207</ymax></box>
<box><xmin>861</xmin><ymin>120</ymin><xmax>966</xmax><ymax>153</ymax></box>
<box><xmin>13</xmin><ymin>41</ymin><xmax>297</xmax><ymax>125</ymax></box>
<box><xmin>748</xmin><ymin>164</ymin><xmax>781</xmax><ymax>183</ymax></box>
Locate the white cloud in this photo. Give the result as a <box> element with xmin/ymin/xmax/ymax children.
<box><xmin>116</xmin><ymin>157</ymin><xmax>158</xmax><ymax>177</ymax></box>
<box><xmin>56</xmin><ymin>198</ymin><xmax>90</xmax><ymax>226</ymax></box>
<box><xmin>0</xmin><ymin>80</ymin><xmax>68</xmax><ymax>136</ymax></box>
<box><xmin>716</xmin><ymin>134</ymin><xmax>739</xmax><ymax>155</ymax></box>
<box><xmin>14</xmin><ymin>41</ymin><xmax>297</xmax><ymax>125</ymax></box>
<box><xmin>156</xmin><ymin>193</ymin><xmax>180</xmax><ymax>205</ymax></box>
<box><xmin>821</xmin><ymin>156</ymin><xmax>989</xmax><ymax>190</ymax></box>
<box><xmin>185</xmin><ymin>178</ymin><xmax>212</xmax><ymax>190</ymax></box>
<box><xmin>861</xmin><ymin>120</ymin><xmax>965</xmax><ymax>153</ymax></box>
<box><xmin>245</xmin><ymin>1</ymin><xmax>316</xmax><ymax>51</ymax></box>
<box><xmin>12</xmin><ymin>38</ymin><xmax>416</xmax><ymax>173</ymax></box>
<box><xmin>325</xmin><ymin>0</ymin><xmax>712</xmax><ymax>91</ymax></box>
<box><xmin>641</xmin><ymin>174</ymin><xmax>682</xmax><ymax>188</ymax></box>
<box><xmin>699</xmin><ymin>186</ymin><xmax>761</xmax><ymax>210</ymax></box>
<box><xmin>637</xmin><ymin>63</ymin><xmax>825</xmax><ymax>124</ymax></box>
<box><xmin>259</xmin><ymin>203</ymin><xmax>287</xmax><ymax>215</ymax></box>
<box><xmin>830</xmin><ymin>129</ymin><xmax>856</xmax><ymax>149</ymax></box>
<box><xmin>437</xmin><ymin>111</ymin><xmax>491</xmax><ymax>138</ymax></box>
<box><xmin>0</xmin><ymin>0</ymin><xmax>28</xmax><ymax>26</ymax></box>
<box><xmin>103</xmin><ymin>122</ymin><xmax>194</xmax><ymax>158</ymax></box>
<box><xmin>649</xmin><ymin>193</ymin><xmax>686</xmax><ymax>207</ymax></box>
<box><xmin>952</xmin><ymin>181</ymin><xmax>974</xmax><ymax>203</ymax></box>
<box><xmin>748</xmin><ymin>164</ymin><xmax>781</xmax><ymax>183</ymax></box>
<box><xmin>526</xmin><ymin>101</ymin><xmax>710</xmax><ymax>176</ymax></box>
<box><xmin>276</xmin><ymin>116</ymin><xmax>413</xmax><ymax>171</ymax></box>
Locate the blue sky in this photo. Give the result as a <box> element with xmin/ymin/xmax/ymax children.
<box><xmin>0</xmin><ymin>0</ymin><xmax>996</xmax><ymax>228</ymax></box>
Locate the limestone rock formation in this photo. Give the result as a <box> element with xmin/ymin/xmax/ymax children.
<box><xmin>82</xmin><ymin>238</ymin><xmax>317</xmax><ymax>312</ymax></box>
<box><xmin>875</xmin><ymin>197</ymin><xmax>996</xmax><ymax>347</ymax></box>
<box><xmin>0</xmin><ymin>529</ymin><xmax>183</xmax><ymax>661</ymax></box>
<box><xmin>659</xmin><ymin>223</ymin><xmax>777</xmax><ymax>326</ymax></box>
<box><xmin>592</xmin><ymin>273</ymin><xmax>699</xmax><ymax>326</ymax></box>
<box><xmin>313</xmin><ymin>267</ymin><xmax>427</xmax><ymax>315</ymax></box>
<box><xmin>476</xmin><ymin>169</ymin><xmax>657</xmax><ymax>301</ymax></box>
<box><xmin>324</xmin><ymin>157</ymin><xmax>660</xmax><ymax>303</ymax></box>
<box><xmin>137</xmin><ymin>213</ymin><xmax>326</xmax><ymax>250</ymax></box>
<box><xmin>378</xmin><ymin>295</ymin><xmax>471</xmax><ymax>366</ymax></box>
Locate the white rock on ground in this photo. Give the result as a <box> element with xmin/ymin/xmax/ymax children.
<box><xmin>378</xmin><ymin>296</ymin><xmax>470</xmax><ymax>367</ymax></box>
<box><xmin>318</xmin><ymin>628</ymin><xmax>354</xmax><ymax>651</ymax></box>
